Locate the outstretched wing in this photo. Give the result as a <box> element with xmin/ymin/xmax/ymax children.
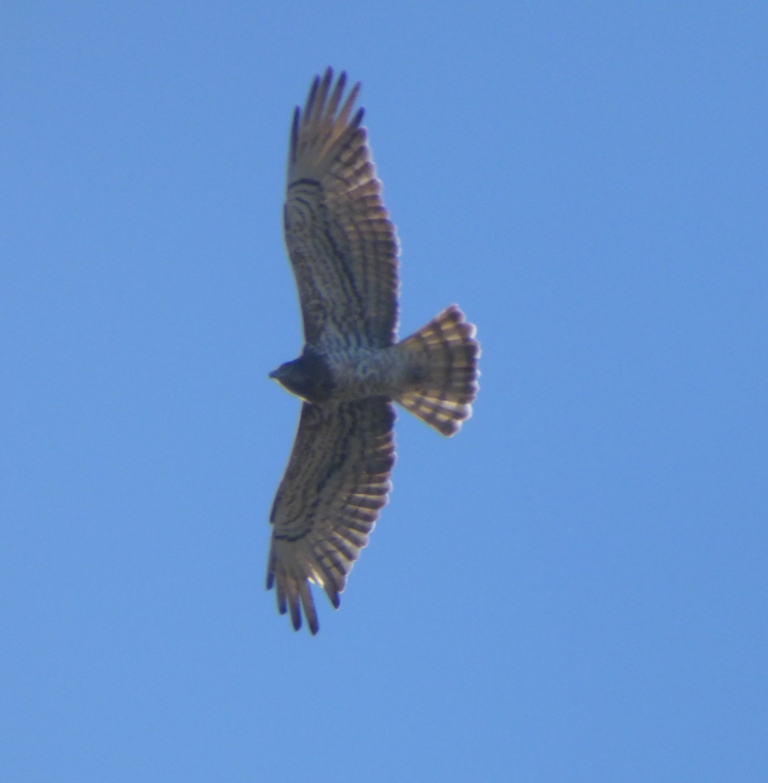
<box><xmin>267</xmin><ymin>398</ymin><xmax>396</xmax><ymax>634</ymax></box>
<box><xmin>284</xmin><ymin>68</ymin><xmax>400</xmax><ymax>349</ymax></box>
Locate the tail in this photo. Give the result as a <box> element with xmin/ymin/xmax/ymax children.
<box><xmin>395</xmin><ymin>305</ymin><xmax>480</xmax><ymax>436</ymax></box>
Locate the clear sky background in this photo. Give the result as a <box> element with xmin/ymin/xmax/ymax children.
<box><xmin>2</xmin><ymin>3</ymin><xmax>767</xmax><ymax>781</ymax></box>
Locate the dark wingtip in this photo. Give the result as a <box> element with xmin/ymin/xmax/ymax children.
<box><xmin>289</xmin><ymin>106</ymin><xmax>300</xmax><ymax>162</ymax></box>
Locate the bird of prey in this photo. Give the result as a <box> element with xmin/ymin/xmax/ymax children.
<box><xmin>267</xmin><ymin>68</ymin><xmax>480</xmax><ymax>634</ymax></box>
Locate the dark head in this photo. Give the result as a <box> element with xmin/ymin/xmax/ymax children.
<box><xmin>269</xmin><ymin>351</ymin><xmax>334</xmax><ymax>404</ymax></box>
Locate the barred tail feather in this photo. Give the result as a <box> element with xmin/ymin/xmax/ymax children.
<box><xmin>396</xmin><ymin>305</ymin><xmax>480</xmax><ymax>436</ymax></box>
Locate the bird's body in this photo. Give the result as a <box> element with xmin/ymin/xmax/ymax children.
<box><xmin>266</xmin><ymin>69</ymin><xmax>480</xmax><ymax>634</ymax></box>
<box><xmin>272</xmin><ymin>343</ymin><xmax>419</xmax><ymax>403</ymax></box>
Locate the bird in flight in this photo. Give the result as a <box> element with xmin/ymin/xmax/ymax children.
<box><xmin>267</xmin><ymin>68</ymin><xmax>480</xmax><ymax>634</ymax></box>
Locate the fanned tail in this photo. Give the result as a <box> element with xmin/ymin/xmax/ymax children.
<box><xmin>395</xmin><ymin>305</ymin><xmax>480</xmax><ymax>436</ymax></box>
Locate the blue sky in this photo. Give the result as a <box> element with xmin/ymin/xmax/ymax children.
<box><xmin>2</xmin><ymin>3</ymin><xmax>767</xmax><ymax>781</ymax></box>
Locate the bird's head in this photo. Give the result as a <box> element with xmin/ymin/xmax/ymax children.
<box><xmin>269</xmin><ymin>352</ymin><xmax>334</xmax><ymax>404</ymax></box>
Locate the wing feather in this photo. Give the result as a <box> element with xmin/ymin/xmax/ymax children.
<box><xmin>284</xmin><ymin>68</ymin><xmax>400</xmax><ymax>348</ymax></box>
<box><xmin>266</xmin><ymin>398</ymin><xmax>396</xmax><ymax>634</ymax></box>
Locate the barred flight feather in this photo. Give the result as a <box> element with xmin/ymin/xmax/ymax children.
<box><xmin>396</xmin><ymin>305</ymin><xmax>481</xmax><ymax>436</ymax></box>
